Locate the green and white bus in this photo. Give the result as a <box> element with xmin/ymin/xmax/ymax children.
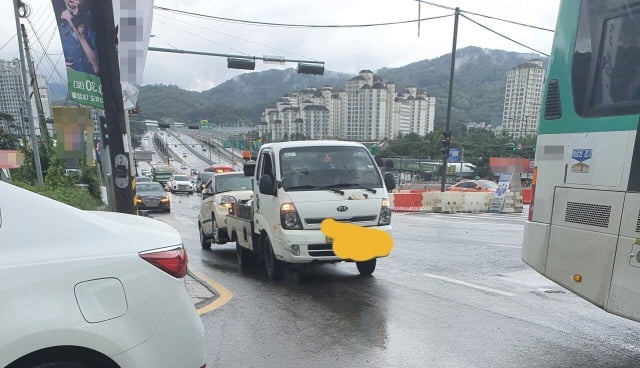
<box><xmin>523</xmin><ymin>0</ymin><xmax>640</xmax><ymax>322</ymax></box>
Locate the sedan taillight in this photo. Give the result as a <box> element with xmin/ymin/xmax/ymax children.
<box><xmin>139</xmin><ymin>246</ymin><xmax>188</xmax><ymax>278</ymax></box>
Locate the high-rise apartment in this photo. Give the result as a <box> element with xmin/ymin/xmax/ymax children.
<box><xmin>258</xmin><ymin>70</ymin><xmax>435</xmax><ymax>142</ymax></box>
<box><xmin>501</xmin><ymin>59</ymin><xmax>545</xmax><ymax>138</ymax></box>
<box><xmin>0</xmin><ymin>58</ymin><xmax>51</xmax><ymax>137</ymax></box>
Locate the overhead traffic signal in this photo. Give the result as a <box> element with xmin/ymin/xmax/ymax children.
<box><xmin>440</xmin><ymin>131</ymin><xmax>451</xmax><ymax>156</ymax></box>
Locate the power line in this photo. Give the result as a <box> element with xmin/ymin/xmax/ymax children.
<box><xmin>412</xmin><ymin>0</ymin><xmax>554</xmax><ymax>32</ymax></box>
<box><xmin>154</xmin><ymin>6</ymin><xmax>453</xmax><ymax>29</ymax></box>
<box><xmin>460</xmin><ymin>14</ymin><xmax>549</xmax><ymax>57</ymax></box>
<box><xmin>154</xmin><ymin>13</ymin><xmax>312</xmax><ymax>61</ymax></box>
<box><xmin>0</xmin><ymin>35</ymin><xmax>17</xmax><ymax>51</ymax></box>
<box><xmin>154</xmin><ymin>17</ymin><xmax>251</xmax><ymax>57</ymax></box>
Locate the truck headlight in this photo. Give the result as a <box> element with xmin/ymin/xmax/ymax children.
<box><xmin>217</xmin><ymin>195</ymin><xmax>237</xmax><ymax>208</ymax></box>
<box><xmin>280</xmin><ymin>202</ymin><xmax>302</xmax><ymax>230</ymax></box>
<box><xmin>378</xmin><ymin>199</ymin><xmax>391</xmax><ymax>225</ymax></box>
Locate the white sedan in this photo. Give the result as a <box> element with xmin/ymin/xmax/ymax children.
<box><xmin>0</xmin><ymin>181</ymin><xmax>206</xmax><ymax>368</ymax></box>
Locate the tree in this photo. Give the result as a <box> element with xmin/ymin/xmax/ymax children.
<box><xmin>0</xmin><ymin>128</ymin><xmax>19</xmax><ymax>150</ymax></box>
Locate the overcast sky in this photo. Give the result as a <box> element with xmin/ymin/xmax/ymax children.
<box><xmin>0</xmin><ymin>0</ymin><xmax>560</xmax><ymax>93</ymax></box>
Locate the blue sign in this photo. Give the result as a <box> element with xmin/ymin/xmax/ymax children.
<box><xmin>448</xmin><ymin>148</ymin><xmax>461</xmax><ymax>163</ymax></box>
<box><xmin>571</xmin><ymin>149</ymin><xmax>592</xmax><ymax>162</ymax></box>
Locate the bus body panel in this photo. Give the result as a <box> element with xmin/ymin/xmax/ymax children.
<box><xmin>608</xmin><ymin>193</ymin><xmax>640</xmax><ymax>320</ymax></box>
<box><xmin>544</xmin><ymin>187</ymin><xmax>625</xmax><ymax>306</ymax></box>
<box><xmin>521</xmin><ymin>221</ymin><xmax>550</xmax><ymax>274</ymax></box>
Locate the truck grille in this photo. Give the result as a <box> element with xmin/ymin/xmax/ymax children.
<box><xmin>305</xmin><ymin>215</ymin><xmax>377</xmax><ymax>225</ymax></box>
<box><xmin>307</xmin><ymin>243</ymin><xmax>335</xmax><ymax>257</ymax></box>
<box><xmin>177</xmin><ymin>185</ymin><xmax>190</xmax><ymax>191</ymax></box>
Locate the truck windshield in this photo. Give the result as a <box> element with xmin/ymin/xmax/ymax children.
<box><xmin>279</xmin><ymin>146</ymin><xmax>382</xmax><ymax>191</ymax></box>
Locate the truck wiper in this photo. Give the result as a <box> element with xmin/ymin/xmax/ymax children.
<box><xmin>327</xmin><ymin>183</ymin><xmax>377</xmax><ymax>194</ymax></box>
<box><xmin>286</xmin><ymin>185</ymin><xmax>344</xmax><ymax>195</ymax></box>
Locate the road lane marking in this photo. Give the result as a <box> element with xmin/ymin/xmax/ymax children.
<box><xmin>189</xmin><ymin>266</ymin><xmax>233</xmax><ymax>315</ymax></box>
<box><xmin>492</xmin><ymin>244</ymin><xmax>522</xmax><ymax>249</ymax></box>
<box><xmin>422</xmin><ymin>272</ymin><xmax>515</xmax><ymax>297</ymax></box>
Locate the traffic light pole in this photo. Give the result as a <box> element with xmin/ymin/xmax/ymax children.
<box><xmin>440</xmin><ymin>7</ymin><xmax>460</xmax><ymax>192</ymax></box>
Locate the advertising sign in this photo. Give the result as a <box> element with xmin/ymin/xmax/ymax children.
<box><xmin>52</xmin><ymin>0</ymin><xmax>103</xmax><ymax>108</ymax></box>
<box><xmin>488</xmin><ymin>173</ymin><xmax>513</xmax><ymax>213</ymax></box>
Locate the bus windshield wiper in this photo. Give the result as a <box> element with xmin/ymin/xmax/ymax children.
<box><xmin>327</xmin><ymin>183</ymin><xmax>377</xmax><ymax>194</ymax></box>
<box><xmin>286</xmin><ymin>185</ymin><xmax>344</xmax><ymax>195</ymax></box>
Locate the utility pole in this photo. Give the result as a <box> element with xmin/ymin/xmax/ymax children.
<box><xmin>13</xmin><ymin>0</ymin><xmax>43</xmax><ymax>186</ymax></box>
<box><xmin>440</xmin><ymin>7</ymin><xmax>459</xmax><ymax>192</ymax></box>
<box><xmin>21</xmin><ymin>24</ymin><xmax>50</xmax><ymax>153</ymax></box>
<box><xmin>92</xmin><ymin>0</ymin><xmax>136</xmax><ymax>214</ymax></box>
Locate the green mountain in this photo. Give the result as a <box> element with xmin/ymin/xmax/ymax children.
<box><xmin>137</xmin><ymin>46</ymin><xmax>547</xmax><ymax>129</ymax></box>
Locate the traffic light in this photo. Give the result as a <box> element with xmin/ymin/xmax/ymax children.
<box><xmin>297</xmin><ymin>62</ymin><xmax>324</xmax><ymax>75</ymax></box>
<box><xmin>227</xmin><ymin>57</ymin><xmax>255</xmax><ymax>70</ymax></box>
<box><xmin>440</xmin><ymin>131</ymin><xmax>451</xmax><ymax>156</ymax></box>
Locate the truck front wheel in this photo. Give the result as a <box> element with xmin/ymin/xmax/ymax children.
<box><xmin>356</xmin><ymin>258</ymin><xmax>376</xmax><ymax>276</ymax></box>
<box><xmin>199</xmin><ymin>225</ymin><xmax>211</xmax><ymax>250</ymax></box>
<box><xmin>263</xmin><ymin>236</ymin><xmax>283</xmax><ymax>281</ymax></box>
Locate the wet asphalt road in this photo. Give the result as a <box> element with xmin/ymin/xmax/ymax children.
<box><xmin>152</xmin><ymin>193</ymin><xmax>640</xmax><ymax>368</ymax></box>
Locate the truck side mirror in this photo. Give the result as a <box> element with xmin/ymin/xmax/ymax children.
<box><xmin>243</xmin><ymin>163</ymin><xmax>256</xmax><ymax>177</ymax></box>
<box><xmin>259</xmin><ymin>175</ymin><xmax>275</xmax><ymax>195</ymax></box>
<box><xmin>383</xmin><ymin>172</ymin><xmax>396</xmax><ymax>191</ymax></box>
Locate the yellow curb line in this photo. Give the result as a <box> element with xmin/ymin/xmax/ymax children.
<box><xmin>189</xmin><ymin>266</ymin><xmax>233</xmax><ymax>315</ymax></box>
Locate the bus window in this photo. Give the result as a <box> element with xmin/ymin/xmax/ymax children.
<box><xmin>574</xmin><ymin>1</ymin><xmax>640</xmax><ymax>117</ymax></box>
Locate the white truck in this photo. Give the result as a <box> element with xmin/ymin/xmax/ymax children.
<box><xmin>225</xmin><ymin>140</ymin><xmax>396</xmax><ymax>280</ymax></box>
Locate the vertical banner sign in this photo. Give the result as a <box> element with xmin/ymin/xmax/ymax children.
<box><xmin>52</xmin><ymin>106</ymin><xmax>90</xmax><ymax>158</ymax></box>
<box><xmin>51</xmin><ymin>0</ymin><xmax>103</xmax><ymax>108</ymax></box>
<box><xmin>488</xmin><ymin>172</ymin><xmax>513</xmax><ymax>213</ymax></box>
<box><xmin>113</xmin><ymin>0</ymin><xmax>154</xmax><ymax>110</ymax></box>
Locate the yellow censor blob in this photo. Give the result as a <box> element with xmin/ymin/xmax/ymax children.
<box><xmin>320</xmin><ymin>218</ymin><xmax>393</xmax><ymax>261</ymax></box>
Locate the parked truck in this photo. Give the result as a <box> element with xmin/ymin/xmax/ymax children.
<box><xmin>225</xmin><ymin>140</ymin><xmax>396</xmax><ymax>280</ymax></box>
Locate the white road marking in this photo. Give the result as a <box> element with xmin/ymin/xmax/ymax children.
<box><xmin>492</xmin><ymin>244</ymin><xmax>522</xmax><ymax>249</ymax></box>
<box><xmin>422</xmin><ymin>272</ymin><xmax>516</xmax><ymax>297</ymax></box>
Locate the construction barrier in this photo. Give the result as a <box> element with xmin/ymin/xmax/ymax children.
<box><xmin>521</xmin><ymin>188</ymin><xmax>532</xmax><ymax>204</ymax></box>
<box><xmin>390</xmin><ymin>192</ymin><xmax>424</xmax><ymax>212</ymax></box>
<box><xmin>390</xmin><ymin>190</ymin><xmax>523</xmax><ymax>213</ymax></box>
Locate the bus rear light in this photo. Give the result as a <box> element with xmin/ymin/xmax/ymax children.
<box><xmin>528</xmin><ymin>167</ymin><xmax>537</xmax><ymax>221</ymax></box>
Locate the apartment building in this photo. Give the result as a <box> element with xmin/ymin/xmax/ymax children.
<box><xmin>500</xmin><ymin>59</ymin><xmax>545</xmax><ymax>138</ymax></box>
<box><xmin>258</xmin><ymin>70</ymin><xmax>435</xmax><ymax>142</ymax></box>
<box><xmin>0</xmin><ymin>58</ymin><xmax>51</xmax><ymax>137</ymax></box>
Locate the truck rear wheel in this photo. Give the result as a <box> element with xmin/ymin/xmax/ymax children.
<box><xmin>263</xmin><ymin>236</ymin><xmax>283</xmax><ymax>281</ymax></box>
<box><xmin>356</xmin><ymin>258</ymin><xmax>376</xmax><ymax>276</ymax></box>
<box><xmin>236</xmin><ymin>244</ymin><xmax>253</xmax><ymax>269</ymax></box>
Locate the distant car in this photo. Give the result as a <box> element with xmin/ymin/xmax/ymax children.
<box><xmin>141</xmin><ymin>169</ymin><xmax>151</xmax><ymax>177</ymax></box>
<box><xmin>180</xmin><ymin>165</ymin><xmax>189</xmax><ymax>171</ymax></box>
<box><xmin>136</xmin><ymin>176</ymin><xmax>152</xmax><ymax>183</ymax></box>
<box><xmin>195</xmin><ymin>171</ymin><xmax>214</xmax><ymax>193</ymax></box>
<box><xmin>203</xmin><ymin>164</ymin><xmax>233</xmax><ymax>173</ymax></box>
<box><xmin>64</xmin><ymin>168</ymin><xmax>82</xmax><ymax>177</ymax></box>
<box><xmin>136</xmin><ymin>181</ymin><xmax>171</xmax><ymax>212</ymax></box>
<box><xmin>447</xmin><ymin>179</ymin><xmax>498</xmax><ymax>192</ymax></box>
<box><xmin>0</xmin><ymin>181</ymin><xmax>205</xmax><ymax>368</ymax></box>
<box><xmin>168</xmin><ymin>174</ymin><xmax>194</xmax><ymax>194</ymax></box>
<box><xmin>182</xmin><ymin>153</ymin><xmax>187</xmax><ymax>158</ymax></box>
<box><xmin>198</xmin><ymin>172</ymin><xmax>253</xmax><ymax>247</ymax></box>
